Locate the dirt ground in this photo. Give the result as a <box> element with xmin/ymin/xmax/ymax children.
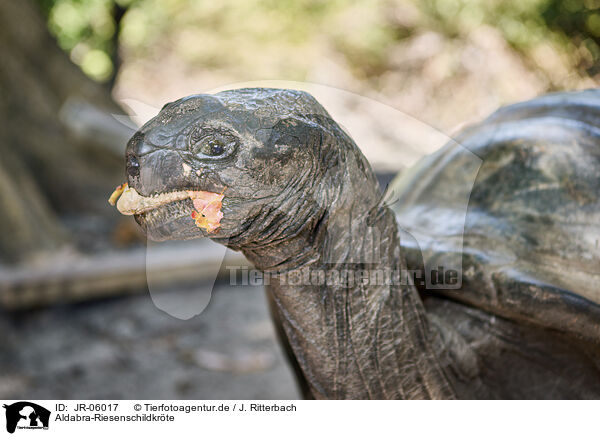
<box><xmin>0</xmin><ymin>281</ymin><xmax>300</xmax><ymax>400</ymax></box>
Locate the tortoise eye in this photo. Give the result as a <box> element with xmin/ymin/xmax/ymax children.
<box><xmin>189</xmin><ymin>128</ymin><xmax>237</xmax><ymax>159</ymax></box>
<box><xmin>200</xmin><ymin>139</ymin><xmax>226</xmax><ymax>156</ymax></box>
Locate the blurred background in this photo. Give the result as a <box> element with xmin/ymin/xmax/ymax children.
<box><xmin>0</xmin><ymin>0</ymin><xmax>598</xmax><ymax>399</ymax></box>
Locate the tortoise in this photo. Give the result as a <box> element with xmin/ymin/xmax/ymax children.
<box><xmin>110</xmin><ymin>88</ymin><xmax>600</xmax><ymax>399</ymax></box>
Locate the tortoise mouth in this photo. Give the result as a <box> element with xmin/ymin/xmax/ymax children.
<box><xmin>114</xmin><ymin>187</ymin><xmax>205</xmax><ymax>215</ymax></box>
<box><xmin>134</xmin><ymin>198</ymin><xmax>203</xmax><ymax>241</ymax></box>
<box><xmin>109</xmin><ymin>184</ymin><xmax>225</xmax><ymax>235</ymax></box>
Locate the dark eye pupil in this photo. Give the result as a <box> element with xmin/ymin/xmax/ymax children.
<box><xmin>203</xmin><ymin>140</ymin><xmax>225</xmax><ymax>156</ymax></box>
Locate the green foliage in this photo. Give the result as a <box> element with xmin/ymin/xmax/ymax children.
<box><xmin>419</xmin><ymin>0</ymin><xmax>600</xmax><ymax>73</ymax></box>
<box><xmin>38</xmin><ymin>0</ymin><xmax>133</xmax><ymax>81</ymax></box>
<box><xmin>541</xmin><ymin>0</ymin><xmax>600</xmax><ymax>73</ymax></box>
<box><xmin>37</xmin><ymin>0</ymin><xmax>599</xmax><ymax>83</ymax></box>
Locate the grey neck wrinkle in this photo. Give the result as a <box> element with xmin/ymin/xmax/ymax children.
<box><xmin>230</xmin><ymin>143</ymin><xmax>458</xmax><ymax>399</ymax></box>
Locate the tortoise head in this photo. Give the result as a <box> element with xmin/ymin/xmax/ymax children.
<box><xmin>120</xmin><ymin>88</ymin><xmax>370</xmax><ymax>247</ymax></box>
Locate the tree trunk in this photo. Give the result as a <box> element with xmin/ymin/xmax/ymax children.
<box><xmin>0</xmin><ymin>0</ymin><xmax>132</xmax><ymax>263</ymax></box>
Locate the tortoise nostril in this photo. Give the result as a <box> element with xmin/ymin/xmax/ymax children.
<box><xmin>126</xmin><ymin>154</ymin><xmax>140</xmax><ymax>178</ymax></box>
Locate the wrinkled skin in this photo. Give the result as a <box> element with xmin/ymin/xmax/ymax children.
<box><xmin>124</xmin><ymin>88</ymin><xmax>600</xmax><ymax>399</ymax></box>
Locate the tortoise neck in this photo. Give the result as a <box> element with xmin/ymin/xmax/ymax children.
<box><xmin>251</xmin><ymin>189</ymin><xmax>457</xmax><ymax>398</ymax></box>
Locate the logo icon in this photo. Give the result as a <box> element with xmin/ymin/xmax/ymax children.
<box><xmin>3</xmin><ymin>402</ymin><xmax>50</xmax><ymax>434</ymax></box>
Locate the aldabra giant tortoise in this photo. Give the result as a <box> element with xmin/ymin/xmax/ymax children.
<box><xmin>110</xmin><ymin>88</ymin><xmax>600</xmax><ymax>399</ymax></box>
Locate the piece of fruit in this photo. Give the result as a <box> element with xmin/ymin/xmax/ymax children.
<box><xmin>108</xmin><ymin>183</ymin><xmax>128</xmax><ymax>206</ymax></box>
<box><xmin>189</xmin><ymin>191</ymin><xmax>224</xmax><ymax>233</ymax></box>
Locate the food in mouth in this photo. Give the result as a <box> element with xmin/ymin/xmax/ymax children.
<box><xmin>108</xmin><ymin>183</ymin><xmax>224</xmax><ymax>233</ymax></box>
<box><xmin>108</xmin><ymin>183</ymin><xmax>127</xmax><ymax>206</ymax></box>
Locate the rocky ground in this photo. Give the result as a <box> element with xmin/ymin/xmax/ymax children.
<box><xmin>0</xmin><ymin>280</ymin><xmax>300</xmax><ymax>400</ymax></box>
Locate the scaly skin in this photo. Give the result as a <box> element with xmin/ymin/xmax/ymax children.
<box><xmin>119</xmin><ymin>88</ymin><xmax>600</xmax><ymax>399</ymax></box>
